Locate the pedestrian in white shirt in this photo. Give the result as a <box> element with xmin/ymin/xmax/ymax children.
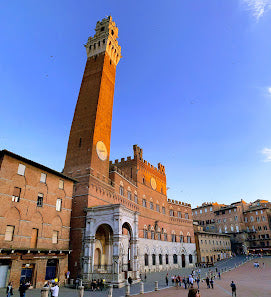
<box><xmin>51</xmin><ymin>283</ymin><xmax>59</xmax><ymax>297</ymax></box>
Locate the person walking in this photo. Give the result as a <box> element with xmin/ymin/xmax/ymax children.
<box><xmin>206</xmin><ymin>277</ymin><xmax>210</xmax><ymax>289</ymax></box>
<box><xmin>230</xmin><ymin>281</ymin><xmax>237</xmax><ymax>297</ymax></box>
<box><xmin>6</xmin><ymin>282</ymin><xmax>13</xmax><ymax>297</ymax></box>
<box><xmin>19</xmin><ymin>281</ymin><xmax>29</xmax><ymax>297</ymax></box>
<box><xmin>210</xmin><ymin>277</ymin><xmax>214</xmax><ymax>289</ymax></box>
<box><xmin>183</xmin><ymin>277</ymin><xmax>187</xmax><ymax>290</ymax></box>
<box><xmin>50</xmin><ymin>282</ymin><xmax>59</xmax><ymax>297</ymax></box>
<box><xmin>165</xmin><ymin>275</ymin><xmax>169</xmax><ymax>286</ymax></box>
<box><xmin>196</xmin><ymin>277</ymin><xmax>200</xmax><ymax>289</ymax></box>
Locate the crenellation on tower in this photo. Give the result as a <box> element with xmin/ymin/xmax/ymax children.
<box><xmin>85</xmin><ymin>16</ymin><xmax>121</xmax><ymax>65</ymax></box>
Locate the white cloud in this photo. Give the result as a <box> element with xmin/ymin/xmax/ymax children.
<box><xmin>242</xmin><ymin>0</ymin><xmax>271</xmax><ymax>21</ymax></box>
<box><xmin>268</xmin><ymin>87</ymin><xmax>271</xmax><ymax>95</ymax></box>
<box><xmin>261</xmin><ymin>148</ymin><xmax>271</xmax><ymax>162</ymax></box>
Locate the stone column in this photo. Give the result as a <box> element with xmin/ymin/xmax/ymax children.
<box><xmin>83</xmin><ymin>236</ymin><xmax>95</xmax><ymax>279</ymax></box>
<box><xmin>112</xmin><ymin>234</ymin><xmax>122</xmax><ymax>283</ymax></box>
<box><xmin>140</xmin><ymin>281</ymin><xmax>144</xmax><ymax>294</ymax></box>
<box><xmin>78</xmin><ymin>286</ymin><xmax>84</xmax><ymax>297</ymax></box>
<box><xmin>125</xmin><ymin>281</ymin><xmax>130</xmax><ymax>297</ymax></box>
<box><xmin>185</xmin><ymin>254</ymin><xmax>189</xmax><ymax>267</ymax></box>
<box><xmin>41</xmin><ymin>287</ymin><xmax>49</xmax><ymax>297</ymax></box>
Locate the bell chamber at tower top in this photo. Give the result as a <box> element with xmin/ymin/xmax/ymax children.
<box><xmin>85</xmin><ymin>16</ymin><xmax>122</xmax><ymax>66</ymax></box>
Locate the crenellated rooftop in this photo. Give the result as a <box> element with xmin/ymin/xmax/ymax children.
<box><xmin>167</xmin><ymin>198</ymin><xmax>191</xmax><ymax>208</ymax></box>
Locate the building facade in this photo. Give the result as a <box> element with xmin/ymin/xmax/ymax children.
<box><xmin>0</xmin><ymin>150</ymin><xmax>74</xmax><ymax>288</ymax></box>
<box><xmin>243</xmin><ymin>200</ymin><xmax>271</xmax><ymax>254</ymax></box>
<box><xmin>63</xmin><ymin>16</ymin><xmax>196</xmax><ymax>287</ymax></box>
<box><xmin>193</xmin><ymin>199</ymin><xmax>271</xmax><ymax>255</ymax></box>
<box><xmin>193</xmin><ymin>223</ymin><xmax>231</xmax><ymax>265</ymax></box>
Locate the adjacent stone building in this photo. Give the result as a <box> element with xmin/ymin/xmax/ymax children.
<box><xmin>0</xmin><ymin>150</ymin><xmax>75</xmax><ymax>288</ymax></box>
<box><xmin>193</xmin><ymin>222</ymin><xmax>231</xmax><ymax>264</ymax></box>
<box><xmin>243</xmin><ymin>200</ymin><xmax>271</xmax><ymax>254</ymax></box>
<box><xmin>193</xmin><ymin>199</ymin><xmax>271</xmax><ymax>255</ymax></box>
<box><xmin>63</xmin><ymin>16</ymin><xmax>196</xmax><ymax>287</ymax></box>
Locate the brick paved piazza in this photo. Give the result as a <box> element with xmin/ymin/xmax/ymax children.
<box><xmin>143</xmin><ymin>257</ymin><xmax>271</xmax><ymax>297</ymax></box>
<box><xmin>0</xmin><ymin>256</ymin><xmax>270</xmax><ymax>297</ymax></box>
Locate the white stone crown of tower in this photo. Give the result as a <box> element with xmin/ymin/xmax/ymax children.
<box><xmin>85</xmin><ymin>16</ymin><xmax>121</xmax><ymax>65</ymax></box>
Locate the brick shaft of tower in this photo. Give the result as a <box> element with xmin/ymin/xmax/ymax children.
<box><xmin>64</xmin><ymin>16</ymin><xmax>121</xmax><ymax>177</ymax></box>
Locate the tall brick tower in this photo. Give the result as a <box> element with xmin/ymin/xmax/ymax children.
<box><xmin>64</xmin><ymin>16</ymin><xmax>121</xmax><ymax>178</ymax></box>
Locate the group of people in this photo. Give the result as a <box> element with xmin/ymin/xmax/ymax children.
<box><xmin>6</xmin><ymin>280</ymin><xmax>31</xmax><ymax>297</ymax></box>
<box><xmin>165</xmin><ymin>270</ymin><xmax>237</xmax><ymax>297</ymax></box>
<box><xmin>44</xmin><ymin>280</ymin><xmax>60</xmax><ymax>297</ymax></box>
<box><xmin>90</xmin><ymin>278</ymin><xmax>105</xmax><ymax>291</ymax></box>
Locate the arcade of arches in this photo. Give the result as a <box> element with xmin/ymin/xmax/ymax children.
<box><xmin>82</xmin><ymin>204</ymin><xmax>196</xmax><ymax>286</ymax></box>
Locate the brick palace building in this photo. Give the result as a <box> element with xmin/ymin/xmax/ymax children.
<box><xmin>63</xmin><ymin>16</ymin><xmax>196</xmax><ymax>286</ymax></box>
<box><xmin>0</xmin><ymin>150</ymin><xmax>75</xmax><ymax>288</ymax></box>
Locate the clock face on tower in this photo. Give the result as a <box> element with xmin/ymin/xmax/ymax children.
<box><xmin>96</xmin><ymin>141</ymin><xmax>108</xmax><ymax>161</ymax></box>
<box><xmin>150</xmin><ymin>177</ymin><xmax>157</xmax><ymax>190</ymax></box>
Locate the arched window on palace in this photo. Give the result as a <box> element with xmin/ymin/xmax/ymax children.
<box><xmin>143</xmin><ymin>229</ymin><xmax>148</xmax><ymax>239</ymax></box>
<box><xmin>189</xmin><ymin>254</ymin><xmax>193</xmax><ymax>264</ymax></box>
<box><xmin>152</xmin><ymin>254</ymin><xmax>156</xmax><ymax>265</ymax></box>
<box><xmin>187</xmin><ymin>232</ymin><xmax>191</xmax><ymax>243</ymax></box>
<box><xmin>159</xmin><ymin>254</ymin><xmax>162</xmax><ymax>265</ymax></box>
<box><xmin>173</xmin><ymin>254</ymin><xmax>178</xmax><ymax>264</ymax></box>
<box><xmin>165</xmin><ymin>254</ymin><xmax>169</xmax><ymax>264</ymax></box>
<box><xmin>144</xmin><ymin>254</ymin><xmax>149</xmax><ymax>266</ymax></box>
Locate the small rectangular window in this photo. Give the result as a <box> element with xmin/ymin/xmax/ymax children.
<box><xmin>59</xmin><ymin>180</ymin><xmax>64</xmax><ymax>189</ymax></box>
<box><xmin>56</xmin><ymin>198</ymin><xmax>62</xmax><ymax>211</ymax></box>
<box><xmin>177</xmin><ymin>211</ymin><xmax>182</xmax><ymax>218</ymax></box>
<box><xmin>185</xmin><ymin>213</ymin><xmax>189</xmax><ymax>219</ymax></box>
<box><xmin>5</xmin><ymin>225</ymin><xmax>15</xmax><ymax>241</ymax></box>
<box><xmin>170</xmin><ymin>210</ymin><xmax>174</xmax><ymax>217</ymax></box>
<box><xmin>12</xmin><ymin>187</ymin><xmax>21</xmax><ymax>202</ymax></box>
<box><xmin>40</xmin><ymin>173</ymin><xmax>47</xmax><ymax>183</ymax></box>
<box><xmin>156</xmin><ymin>204</ymin><xmax>160</xmax><ymax>212</ymax></box>
<box><xmin>18</xmin><ymin>164</ymin><xmax>26</xmax><ymax>176</ymax></box>
<box><xmin>134</xmin><ymin>195</ymin><xmax>138</xmax><ymax>203</ymax></box>
<box><xmin>37</xmin><ymin>193</ymin><xmax>43</xmax><ymax>207</ymax></box>
<box><xmin>162</xmin><ymin>207</ymin><xmax>165</xmax><ymax>214</ymax></box>
<box><xmin>52</xmin><ymin>230</ymin><xmax>58</xmax><ymax>244</ymax></box>
<box><xmin>150</xmin><ymin>202</ymin><xmax>154</xmax><ymax>210</ymax></box>
<box><xmin>143</xmin><ymin>199</ymin><xmax>147</xmax><ymax>207</ymax></box>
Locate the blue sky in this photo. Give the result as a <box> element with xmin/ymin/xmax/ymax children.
<box><xmin>1</xmin><ymin>0</ymin><xmax>271</xmax><ymax>207</ymax></box>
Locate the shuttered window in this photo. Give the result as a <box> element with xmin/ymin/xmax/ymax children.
<box><xmin>12</xmin><ymin>187</ymin><xmax>21</xmax><ymax>202</ymax></box>
<box><xmin>5</xmin><ymin>225</ymin><xmax>15</xmax><ymax>241</ymax></box>
<box><xmin>56</xmin><ymin>199</ymin><xmax>62</xmax><ymax>211</ymax></box>
<box><xmin>52</xmin><ymin>231</ymin><xmax>58</xmax><ymax>244</ymax></box>
<box><xmin>18</xmin><ymin>164</ymin><xmax>26</xmax><ymax>176</ymax></box>
<box><xmin>59</xmin><ymin>180</ymin><xmax>64</xmax><ymax>189</ymax></box>
<box><xmin>40</xmin><ymin>173</ymin><xmax>47</xmax><ymax>183</ymax></box>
